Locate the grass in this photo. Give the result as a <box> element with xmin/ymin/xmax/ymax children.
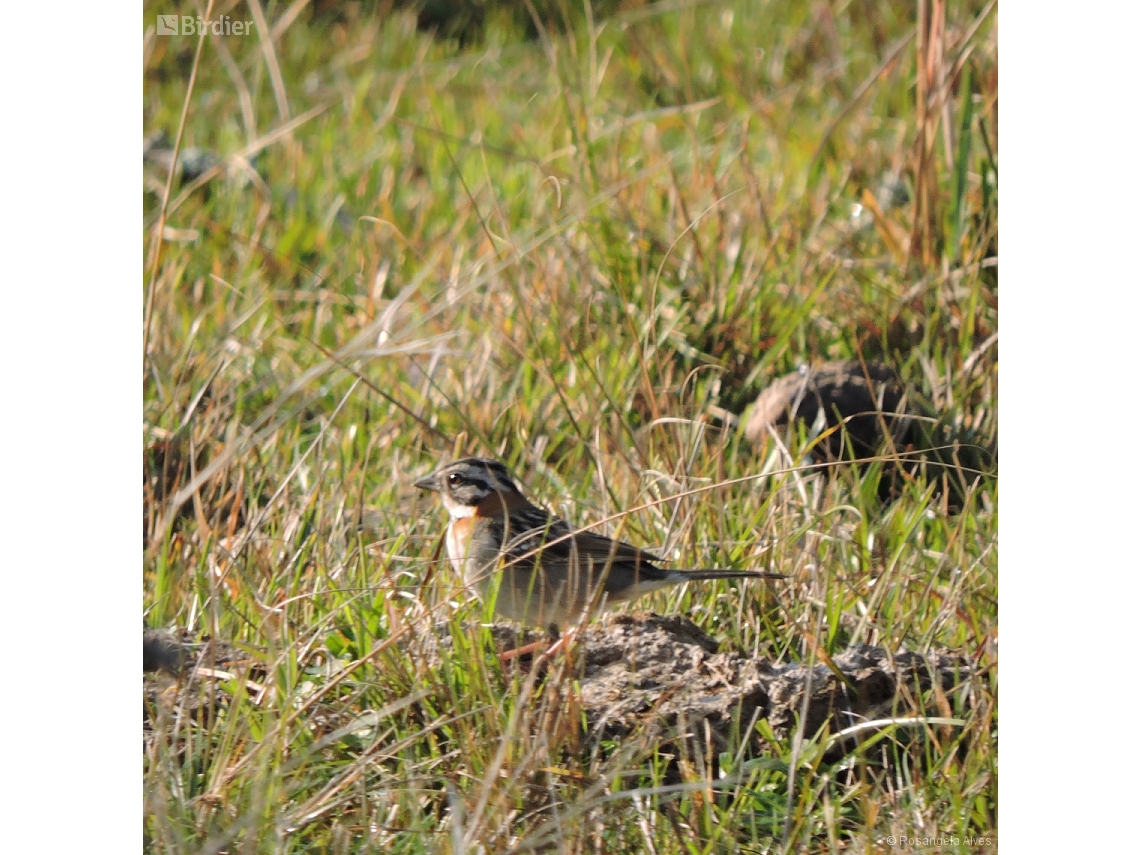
<box><xmin>143</xmin><ymin>0</ymin><xmax>997</xmax><ymax>851</ymax></box>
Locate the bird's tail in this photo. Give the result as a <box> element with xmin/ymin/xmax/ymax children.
<box><xmin>670</xmin><ymin>569</ymin><xmax>787</xmax><ymax>581</ymax></box>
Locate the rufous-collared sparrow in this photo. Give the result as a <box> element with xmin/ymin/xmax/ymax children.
<box><xmin>415</xmin><ymin>456</ymin><xmax>784</xmax><ymax>631</ymax></box>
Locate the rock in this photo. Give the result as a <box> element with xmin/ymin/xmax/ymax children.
<box><xmin>739</xmin><ymin>360</ymin><xmax>996</xmax><ymax>507</ymax></box>
<box><xmin>144</xmin><ymin>131</ymin><xmax>219</xmax><ymax>184</ymax></box>
<box><xmin>143</xmin><ymin>629</ymin><xmax>185</xmax><ymax>675</ymax></box>
<box><xmin>743</xmin><ymin>360</ymin><xmax>912</xmax><ymax>461</ymax></box>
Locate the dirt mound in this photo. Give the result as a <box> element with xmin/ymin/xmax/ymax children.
<box><xmin>146</xmin><ymin>615</ymin><xmax>974</xmax><ymax>765</ymax></box>
<box><xmin>571</xmin><ymin>614</ymin><xmax>969</xmax><ymax>755</ymax></box>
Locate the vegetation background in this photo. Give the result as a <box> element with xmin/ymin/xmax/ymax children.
<box><xmin>143</xmin><ymin>0</ymin><xmax>997</xmax><ymax>850</ymax></box>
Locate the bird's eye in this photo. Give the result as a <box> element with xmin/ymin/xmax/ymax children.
<box><xmin>447</xmin><ymin>472</ymin><xmax>463</xmax><ymax>486</ymax></box>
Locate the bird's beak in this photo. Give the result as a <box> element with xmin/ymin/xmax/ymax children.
<box><xmin>414</xmin><ymin>473</ymin><xmax>438</xmax><ymax>492</ymax></box>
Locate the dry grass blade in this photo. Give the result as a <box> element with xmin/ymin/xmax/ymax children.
<box><xmin>247</xmin><ymin>0</ymin><xmax>291</xmax><ymax>122</ymax></box>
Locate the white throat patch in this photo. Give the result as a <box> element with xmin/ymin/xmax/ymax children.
<box><xmin>440</xmin><ymin>494</ymin><xmax>476</xmax><ymax>518</ymax></box>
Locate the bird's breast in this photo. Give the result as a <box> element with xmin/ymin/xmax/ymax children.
<box><xmin>446</xmin><ymin>515</ymin><xmax>502</xmax><ymax>593</ymax></box>
<box><xmin>445</xmin><ymin>516</ymin><xmax>473</xmax><ymax>576</ymax></box>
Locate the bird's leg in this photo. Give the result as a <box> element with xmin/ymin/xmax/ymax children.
<box><xmin>497</xmin><ymin>624</ymin><xmax>577</xmax><ymax>663</ymax></box>
<box><xmin>497</xmin><ymin>627</ymin><xmax>553</xmax><ymax>662</ymax></box>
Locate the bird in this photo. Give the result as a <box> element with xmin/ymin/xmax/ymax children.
<box><xmin>414</xmin><ymin>456</ymin><xmax>784</xmax><ymax>633</ymax></box>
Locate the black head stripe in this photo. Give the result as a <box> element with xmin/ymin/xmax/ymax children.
<box><xmin>436</xmin><ymin>457</ymin><xmax>522</xmax><ymax>505</ymax></box>
<box><xmin>452</xmin><ymin>458</ymin><xmax>519</xmax><ymax>494</ymax></box>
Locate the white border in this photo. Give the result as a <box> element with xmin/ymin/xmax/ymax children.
<box><xmin>0</xmin><ymin>1</ymin><xmax>137</xmax><ymax>845</ymax></box>
<box><xmin>1001</xmin><ymin>0</ymin><xmax>1139</xmax><ymax>844</ymax></box>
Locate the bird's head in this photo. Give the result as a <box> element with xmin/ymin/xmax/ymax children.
<box><xmin>415</xmin><ymin>457</ymin><xmax>524</xmax><ymax>517</ymax></box>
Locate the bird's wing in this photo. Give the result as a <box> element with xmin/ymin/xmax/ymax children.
<box><xmin>569</xmin><ymin>528</ymin><xmax>663</xmax><ymax>565</ymax></box>
<box><xmin>501</xmin><ymin>509</ymin><xmax>673</xmax><ymax>585</ymax></box>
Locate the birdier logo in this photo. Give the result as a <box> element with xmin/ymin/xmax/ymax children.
<box><xmin>156</xmin><ymin>15</ymin><xmax>253</xmax><ymax>36</ymax></box>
